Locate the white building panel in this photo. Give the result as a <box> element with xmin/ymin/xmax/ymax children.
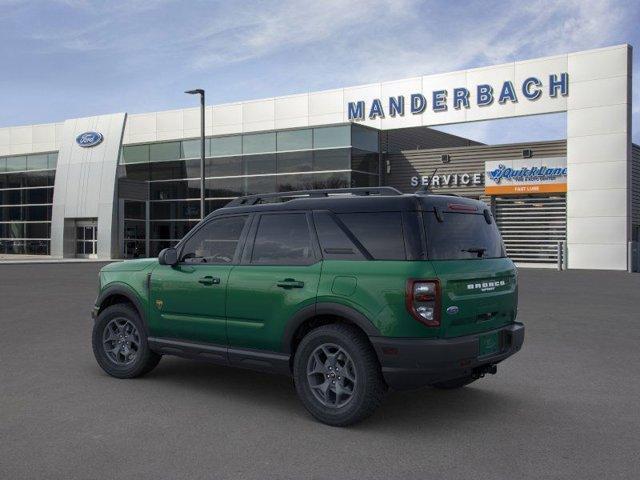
<box><xmin>567</xmin><ymin>161</ymin><xmax>627</xmax><ymax>191</ymax></box>
<box><xmin>567</xmin><ymin>132</ymin><xmax>629</xmax><ymax>164</ymax></box>
<box><xmin>567</xmin><ymin>76</ymin><xmax>629</xmax><ymax>110</ymax></box>
<box><xmin>567</xmin><ymin>103</ymin><xmax>628</xmax><ymax>138</ymax></box>
<box><xmin>212</xmin><ymin>103</ymin><xmax>241</xmax><ymax>135</ymax></box>
<box><xmin>568</xmin><ymin>45</ymin><xmax>630</xmax><ymax>82</ymax></box>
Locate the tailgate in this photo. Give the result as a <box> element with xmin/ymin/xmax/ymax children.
<box><xmin>432</xmin><ymin>258</ymin><xmax>517</xmax><ymax>338</ymax></box>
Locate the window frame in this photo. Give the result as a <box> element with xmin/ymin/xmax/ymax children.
<box><xmin>241</xmin><ymin>211</ymin><xmax>321</xmax><ymax>266</ymax></box>
<box><xmin>175</xmin><ymin>213</ymin><xmax>252</xmax><ymax>265</ymax></box>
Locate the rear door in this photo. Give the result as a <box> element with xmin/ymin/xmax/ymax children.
<box><xmin>226</xmin><ymin>212</ymin><xmax>321</xmax><ymax>352</ymax></box>
<box><xmin>423</xmin><ymin>210</ymin><xmax>518</xmax><ymax>338</ymax></box>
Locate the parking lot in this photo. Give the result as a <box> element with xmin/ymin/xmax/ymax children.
<box><xmin>1</xmin><ymin>262</ymin><xmax>639</xmax><ymax>479</ymax></box>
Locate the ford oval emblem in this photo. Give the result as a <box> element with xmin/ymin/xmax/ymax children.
<box><xmin>76</xmin><ymin>131</ymin><xmax>103</xmax><ymax>148</ymax></box>
<box><xmin>446</xmin><ymin>306</ymin><xmax>460</xmax><ymax>315</ymax></box>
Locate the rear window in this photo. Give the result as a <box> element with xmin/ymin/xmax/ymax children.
<box><xmin>423</xmin><ymin>212</ymin><xmax>505</xmax><ymax>260</ymax></box>
<box><xmin>337</xmin><ymin>212</ymin><xmax>406</xmax><ymax>260</ymax></box>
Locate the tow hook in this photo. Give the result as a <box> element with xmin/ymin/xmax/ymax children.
<box><xmin>473</xmin><ymin>364</ymin><xmax>497</xmax><ymax>379</ymax></box>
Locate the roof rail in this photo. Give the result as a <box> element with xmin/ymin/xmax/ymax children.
<box><xmin>225</xmin><ymin>187</ymin><xmax>403</xmax><ymax>207</ymax></box>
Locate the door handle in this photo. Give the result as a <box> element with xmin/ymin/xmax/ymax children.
<box><xmin>198</xmin><ymin>276</ymin><xmax>220</xmax><ymax>286</ymax></box>
<box><xmin>276</xmin><ymin>278</ymin><xmax>305</xmax><ymax>289</ymax></box>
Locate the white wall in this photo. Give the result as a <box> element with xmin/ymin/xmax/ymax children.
<box><xmin>50</xmin><ymin>113</ymin><xmax>126</xmax><ymax>259</ymax></box>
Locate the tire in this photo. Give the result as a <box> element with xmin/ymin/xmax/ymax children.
<box><xmin>293</xmin><ymin>324</ymin><xmax>386</xmax><ymax>427</ymax></box>
<box><xmin>432</xmin><ymin>375</ymin><xmax>476</xmax><ymax>390</ymax></box>
<box><xmin>92</xmin><ymin>303</ymin><xmax>161</xmax><ymax>379</ymax></box>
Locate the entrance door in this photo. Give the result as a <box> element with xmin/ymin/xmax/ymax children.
<box><xmin>149</xmin><ymin>214</ymin><xmax>250</xmax><ymax>345</ymax></box>
<box><xmin>76</xmin><ymin>221</ymin><xmax>98</xmax><ymax>258</ymax></box>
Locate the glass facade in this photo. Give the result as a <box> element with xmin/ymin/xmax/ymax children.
<box><xmin>0</xmin><ymin>152</ymin><xmax>57</xmax><ymax>255</ymax></box>
<box><xmin>119</xmin><ymin>124</ymin><xmax>380</xmax><ymax>258</ymax></box>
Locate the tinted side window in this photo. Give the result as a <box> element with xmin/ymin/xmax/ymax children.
<box><xmin>181</xmin><ymin>215</ymin><xmax>247</xmax><ymax>264</ymax></box>
<box><xmin>313</xmin><ymin>212</ymin><xmax>365</xmax><ymax>260</ymax></box>
<box><xmin>251</xmin><ymin>214</ymin><xmax>313</xmax><ymax>265</ymax></box>
<box><xmin>337</xmin><ymin>212</ymin><xmax>406</xmax><ymax>260</ymax></box>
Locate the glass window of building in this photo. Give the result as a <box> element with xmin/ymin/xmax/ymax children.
<box><xmin>244</xmin><ymin>154</ymin><xmax>276</xmax><ymax>175</ymax></box>
<box><xmin>0</xmin><ymin>152</ymin><xmax>56</xmax><ymax>255</ymax></box>
<box><xmin>351</xmin><ymin>125</ymin><xmax>380</xmax><ymax>152</ymax></box>
<box><xmin>206</xmin><ymin>156</ymin><xmax>243</xmax><ymax>177</ymax></box>
<box><xmin>27</xmin><ymin>154</ymin><xmax>49</xmax><ymax>171</ymax></box>
<box><xmin>150</xmin><ymin>142</ymin><xmax>181</xmax><ymax>162</ymax></box>
<box><xmin>211</xmin><ymin>136</ymin><xmax>242</xmax><ymax>157</ymax></box>
<box><xmin>277</xmin><ymin>129</ymin><xmax>312</xmax><ymax>151</ymax></box>
<box><xmin>313</xmin><ymin>149</ymin><xmax>350</xmax><ymax>171</ymax></box>
<box><xmin>122</xmin><ymin>145</ymin><xmax>150</xmax><ymax>164</ymax></box>
<box><xmin>277</xmin><ymin>151</ymin><xmax>313</xmax><ymax>174</ymax></box>
<box><xmin>181</xmin><ymin>138</ymin><xmax>211</xmax><ymax>159</ymax></box>
<box><xmin>243</xmin><ymin>133</ymin><xmax>276</xmax><ymax>154</ymax></box>
<box><xmin>6</xmin><ymin>156</ymin><xmax>27</xmax><ymax>172</ymax></box>
<box><xmin>313</xmin><ymin>126</ymin><xmax>350</xmax><ymax>149</ymax></box>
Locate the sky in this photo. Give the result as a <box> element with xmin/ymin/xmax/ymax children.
<box><xmin>0</xmin><ymin>0</ymin><xmax>638</xmax><ymax>144</ymax></box>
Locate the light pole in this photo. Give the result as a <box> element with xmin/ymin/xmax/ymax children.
<box><xmin>185</xmin><ymin>89</ymin><xmax>205</xmax><ymax>221</ymax></box>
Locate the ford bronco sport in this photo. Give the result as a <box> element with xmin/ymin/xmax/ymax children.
<box><xmin>92</xmin><ymin>187</ymin><xmax>524</xmax><ymax>426</ymax></box>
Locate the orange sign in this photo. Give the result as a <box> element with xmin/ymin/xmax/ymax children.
<box><xmin>485</xmin><ymin>183</ymin><xmax>567</xmax><ymax>195</ymax></box>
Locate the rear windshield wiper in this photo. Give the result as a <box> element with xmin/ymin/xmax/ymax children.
<box><xmin>461</xmin><ymin>247</ymin><xmax>486</xmax><ymax>258</ymax></box>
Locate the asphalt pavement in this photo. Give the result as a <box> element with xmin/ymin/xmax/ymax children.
<box><xmin>1</xmin><ymin>263</ymin><xmax>639</xmax><ymax>479</ymax></box>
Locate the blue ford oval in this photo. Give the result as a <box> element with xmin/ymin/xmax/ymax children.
<box><xmin>76</xmin><ymin>131</ymin><xmax>103</xmax><ymax>148</ymax></box>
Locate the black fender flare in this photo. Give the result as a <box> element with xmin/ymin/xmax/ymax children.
<box><xmin>281</xmin><ymin>302</ymin><xmax>381</xmax><ymax>354</ymax></box>
<box><xmin>95</xmin><ymin>283</ymin><xmax>150</xmax><ymax>335</ymax></box>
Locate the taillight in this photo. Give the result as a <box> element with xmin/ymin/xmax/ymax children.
<box><xmin>406</xmin><ymin>279</ymin><xmax>440</xmax><ymax>327</ymax></box>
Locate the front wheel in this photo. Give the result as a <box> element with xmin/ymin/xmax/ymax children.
<box><xmin>293</xmin><ymin>324</ymin><xmax>387</xmax><ymax>427</ymax></box>
<box><xmin>92</xmin><ymin>304</ymin><xmax>161</xmax><ymax>379</ymax></box>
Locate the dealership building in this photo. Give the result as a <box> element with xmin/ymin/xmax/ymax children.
<box><xmin>0</xmin><ymin>44</ymin><xmax>638</xmax><ymax>271</ymax></box>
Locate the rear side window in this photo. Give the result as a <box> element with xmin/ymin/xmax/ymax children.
<box><xmin>313</xmin><ymin>212</ymin><xmax>365</xmax><ymax>260</ymax></box>
<box><xmin>337</xmin><ymin>212</ymin><xmax>406</xmax><ymax>260</ymax></box>
<box><xmin>251</xmin><ymin>213</ymin><xmax>314</xmax><ymax>265</ymax></box>
<box><xmin>423</xmin><ymin>212</ymin><xmax>505</xmax><ymax>260</ymax></box>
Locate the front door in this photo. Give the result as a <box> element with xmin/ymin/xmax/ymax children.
<box><xmin>226</xmin><ymin>212</ymin><xmax>321</xmax><ymax>352</ymax></box>
<box><xmin>76</xmin><ymin>221</ymin><xmax>98</xmax><ymax>258</ymax></box>
<box><xmin>149</xmin><ymin>214</ymin><xmax>250</xmax><ymax>345</ymax></box>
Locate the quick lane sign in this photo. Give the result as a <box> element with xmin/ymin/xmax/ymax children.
<box><xmin>348</xmin><ymin>73</ymin><xmax>569</xmax><ymax>120</ymax></box>
<box><xmin>484</xmin><ymin>157</ymin><xmax>567</xmax><ymax>195</ymax></box>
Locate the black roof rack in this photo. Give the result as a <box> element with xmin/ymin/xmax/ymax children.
<box><xmin>225</xmin><ymin>187</ymin><xmax>403</xmax><ymax>207</ymax></box>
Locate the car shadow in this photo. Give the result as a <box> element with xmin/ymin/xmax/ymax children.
<box><xmin>130</xmin><ymin>357</ymin><xmax>530</xmax><ymax>432</ymax></box>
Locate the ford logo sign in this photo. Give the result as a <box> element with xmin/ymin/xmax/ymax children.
<box><xmin>76</xmin><ymin>131</ymin><xmax>103</xmax><ymax>148</ymax></box>
<box><xmin>446</xmin><ymin>306</ymin><xmax>460</xmax><ymax>315</ymax></box>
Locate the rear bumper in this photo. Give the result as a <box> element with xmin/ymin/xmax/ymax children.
<box><xmin>370</xmin><ymin>323</ymin><xmax>524</xmax><ymax>390</ymax></box>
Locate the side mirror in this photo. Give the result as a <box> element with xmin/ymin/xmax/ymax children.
<box><xmin>158</xmin><ymin>247</ymin><xmax>178</xmax><ymax>266</ymax></box>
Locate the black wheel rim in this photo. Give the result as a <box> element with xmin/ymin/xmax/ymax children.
<box><xmin>306</xmin><ymin>343</ymin><xmax>357</xmax><ymax>408</ymax></box>
<box><xmin>102</xmin><ymin>318</ymin><xmax>141</xmax><ymax>366</ymax></box>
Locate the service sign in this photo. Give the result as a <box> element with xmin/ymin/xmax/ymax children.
<box><xmin>484</xmin><ymin>157</ymin><xmax>567</xmax><ymax>195</ymax></box>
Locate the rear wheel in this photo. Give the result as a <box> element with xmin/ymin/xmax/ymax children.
<box><xmin>92</xmin><ymin>304</ymin><xmax>161</xmax><ymax>379</ymax></box>
<box><xmin>432</xmin><ymin>375</ymin><xmax>476</xmax><ymax>389</ymax></box>
<box><xmin>293</xmin><ymin>324</ymin><xmax>386</xmax><ymax>426</ymax></box>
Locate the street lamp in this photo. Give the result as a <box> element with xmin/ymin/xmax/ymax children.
<box><xmin>185</xmin><ymin>88</ymin><xmax>205</xmax><ymax>221</ymax></box>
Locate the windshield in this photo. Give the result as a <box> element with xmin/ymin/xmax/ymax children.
<box><xmin>423</xmin><ymin>211</ymin><xmax>505</xmax><ymax>260</ymax></box>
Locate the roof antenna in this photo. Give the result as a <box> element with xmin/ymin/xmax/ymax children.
<box><xmin>415</xmin><ymin>168</ymin><xmax>438</xmax><ymax>195</ymax></box>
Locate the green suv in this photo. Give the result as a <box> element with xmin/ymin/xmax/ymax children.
<box><xmin>92</xmin><ymin>187</ymin><xmax>524</xmax><ymax>426</ymax></box>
